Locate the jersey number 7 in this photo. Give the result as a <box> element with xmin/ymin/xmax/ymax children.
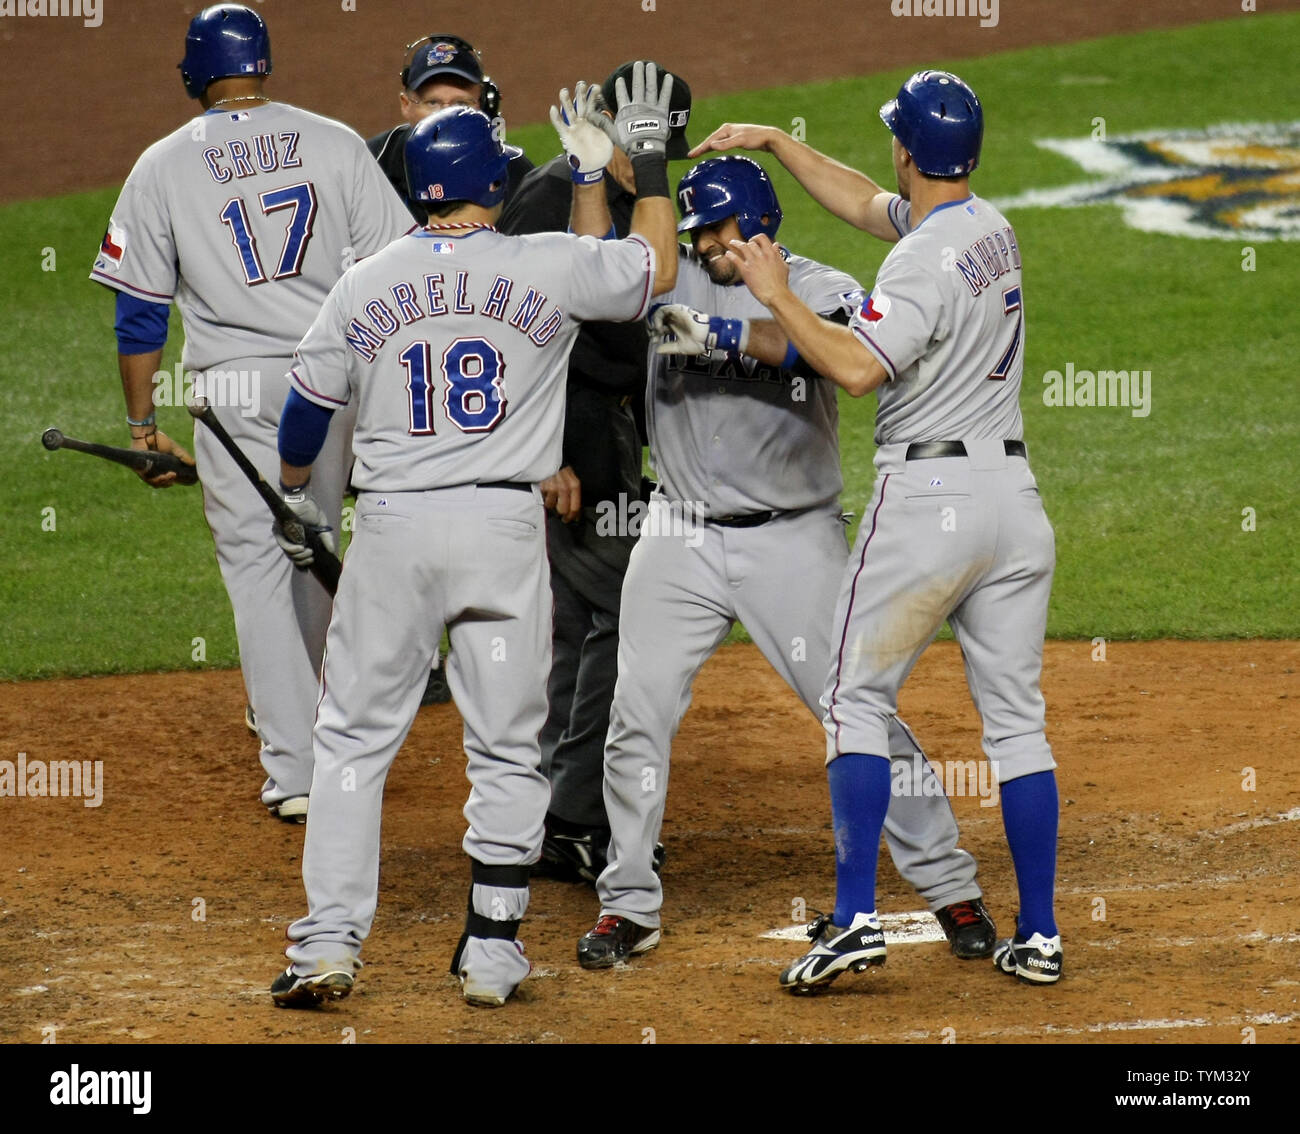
<box><xmin>220</xmin><ymin>181</ymin><xmax>318</xmax><ymax>286</ymax></box>
<box><xmin>987</xmin><ymin>285</ymin><xmax>1023</xmax><ymax>382</ymax></box>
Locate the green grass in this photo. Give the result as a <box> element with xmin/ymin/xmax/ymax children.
<box><xmin>4</xmin><ymin>14</ymin><xmax>1298</xmax><ymax>679</ymax></box>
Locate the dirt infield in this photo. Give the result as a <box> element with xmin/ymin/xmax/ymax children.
<box><xmin>3</xmin><ymin>641</ymin><xmax>1296</xmax><ymax>1044</ymax></box>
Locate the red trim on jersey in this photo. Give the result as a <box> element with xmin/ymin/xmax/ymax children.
<box><xmin>289</xmin><ymin>367</ymin><xmax>349</xmax><ymax>407</ymax></box>
<box><xmin>421</xmin><ymin>222</ymin><xmax>499</xmax><ymax>233</ymax></box>
<box><xmin>851</xmin><ymin>324</ymin><xmax>898</xmax><ymax>380</ymax></box>
<box><xmin>624</xmin><ymin>234</ymin><xmax>655</xmax><ymax>321</ymax></box>
<box><xmin>827</xmin><ymin>473</ymin><xmax>891</xmax><ymax>752</ymax></box>
<box><xmin>90</xmin><ymin>270</ymin><xmax>173</xmax><ymax>302</ymax></box>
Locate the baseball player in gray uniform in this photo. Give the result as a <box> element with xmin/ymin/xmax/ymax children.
<box><xmin>715</xmin><ymin>71</ymin><xmax>1061</xmax><ymax>990</ymax></box>
<box><xmin>268</xmin><ymin>69</ymin><xmax>680</xmax><ymax>1009</ymax></box>
<box><xmin>574</xmin><ymin>155</ymin><xmax>996</xmax><ymax>969</ymax></box>
<box><xmin>90</xmin><ymin>4</ymin><xmax>412</xmax><ymax>821</ymax></box>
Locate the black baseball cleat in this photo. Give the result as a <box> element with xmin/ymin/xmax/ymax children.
<box><xmin>539</xmin><ymin>824</ymin><xmax>607</xmax><ymax>884</ymax></box>
<box><xmin>577</xmin><ymin>915</ymin><xmax>660</xmax><ymax>969</ymax></box>
<box><xmin>270</xmin><ymin>967</ymin><xmax>354</xmax><ymax>1008</ymax></box>
<box><xmin>535</xmin><ymin>817</ymin><xmax>666</xmax><ymax>886</ymax></box>
<box><xmin>779</xmin><ymin>912</ymin><xmax>886</xmax><ymax>993</ymax></box>
<box><xmin>935</xmin><ymin>898</ymin><xmax>997</xmax><ymax>959</ymax></box>
<box><xmin>993</xmin><ymin>931</ymin><xmax>1063</xmax><ymax>984</ymax></box>
<box><xmin>421</xmin><ymin>668</ymin><xmax>452</xmax><ymax>706</ymax></box>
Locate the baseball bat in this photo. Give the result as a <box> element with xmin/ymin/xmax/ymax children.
<box><xmin>185</xmin><ymin>398</ymin><xmax>341</xmax><ymax>596</ymax></box>
<box><xmin>41</xmin><ymin>427</ymin><xmax>199</xmax><ymax>486</ymax></box>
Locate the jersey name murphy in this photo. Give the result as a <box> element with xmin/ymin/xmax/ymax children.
<box><xmin>954</xmin><ymin>225</ymin><xmax>1022</xmax><ymax>297</ymax></box>
<box><xmin>201</xmin><ymin>129</ymin><xmax>302</xmax><ymax>182</ymax></box>
<box><xmin>343</xmin><ymin>270</ymin><xmax>564</xmax><ymax>362</ymax></box>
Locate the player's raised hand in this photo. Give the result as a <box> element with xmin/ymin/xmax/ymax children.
<box><xmin>724</xmin><ymin>234</ymin><xmax>790</xmax><ymax>307</ymax></box>
<box><xmin>687</xmin><ymin>123</ymin><xmax>786</xmax><ymax>159</ymax></box>
<box><xmin>550</xmin><ymin>81</ymin><xmax>613</xmax><ymax>183</ymax></box>
<box><xmin>129</xmin><ymin>428</ymin><xmax>195</xmax><ymax>489</ymax></box>
<box><xmin>611</xmin><ymin>61</ymin><xmax>674</xmax><ymax>158</ymax></box>
<box><xmin>650</xmin><ymin>303</ymin><xmax>749</xmax><ymax>357</ymax></box>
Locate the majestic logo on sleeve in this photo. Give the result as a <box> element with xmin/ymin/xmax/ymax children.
<box><xmin>994</xmin><ymin>122</ymin><xmax>1300</xmax><ymax>241</ymax></box>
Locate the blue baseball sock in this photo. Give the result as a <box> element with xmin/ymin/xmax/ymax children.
<box><xmin>1000</xmin><ymin>770</ymin><xmax>1059</xmax><ymax>939</ymax></box>
<box><xmin>827</xmin><ymin>753</ymin><xmax>892</xmax><ymax>927</ymax></box>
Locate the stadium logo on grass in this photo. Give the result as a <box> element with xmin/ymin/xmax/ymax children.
<box><xmin>995</xmin><ymin>122</ymin><xmax>1300</xmax><ymax>241</ymax></box>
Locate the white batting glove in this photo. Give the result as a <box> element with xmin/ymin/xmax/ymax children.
<box><xmin>610</xmin><ymin>61</ymin><xmax>673</xmax><ymax>158</ymax></box>
<box><xmin>550</xmin><ymin>81</ymin><xmax>613</xmax><ymax>184</ymax></box>
<box><xmin>272</xmin><ymin>484</ymin><xmax>336</xmax><ymax>569</ymax></box>
<box><xmin>650</xmin><ymin>303</ymin><xmax>750</xmax><ymax>356</ymax></box>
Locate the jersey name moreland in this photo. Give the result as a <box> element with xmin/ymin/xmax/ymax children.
<box><xmin>290</xmin><ymin>228</ymin><xmax>655</xmax><ymax>490</ymax></box>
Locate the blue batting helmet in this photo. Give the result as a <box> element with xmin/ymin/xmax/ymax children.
<box><xmin>179</xmin><ymin>4</ymin><xmax>272</xmax><ymax>100</ymax></box>
<box><xmin>879</xmin><ymin>70</ymin><xmax>983</xmax><ymax>177</ymax></box>
<box><xmin>675</xmin><ymin>156</ymin><xmax>783</xmax><ymax>241</ymax></box>
<box><xmin>405</xmin><ymin>107</ymin><xmax>522</xmax><ymax>208</ymax></box>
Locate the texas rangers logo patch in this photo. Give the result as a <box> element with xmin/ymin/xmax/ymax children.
<box><xmin>995</xmin><ymin>121</ymin><xmax>1300</xmax><ymax>241</ymax></box>
<box><xmin>861</xmin><ymin>292</ymin><xmax>891</xmax><ymax>322</ymax></box>
<box><xmin>96</xmin><ymin>220</ymin><xmax>127</xmax><ymax>270</ymax></box>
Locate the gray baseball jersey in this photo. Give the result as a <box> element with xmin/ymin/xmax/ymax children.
<box><xmin>596</xmin><ymin>248</ymin><xmax>982</xmax><ymax>927</ymax></box>
<box><xmin>854</xmin><ymin>194</ymin><xmax>1025</xmax><ymax>444</ymax></box>
<box><xmin>646</xmin><ymin>248</ymin><xmax>850</xmax><ymax>517</ymax></box>
<box><xmin>92</xmin><ymin>102</ymin><xmax>413</xmax><ymax>371</ymax></box>
<box><xmin>89</xmin><ymin>101</ymin><xmax>413</xmax><ymax>810</ymax></box>
<box><xmin>289</xmin><ymin>228</ymin><xmax>655</xmax><ymax>489</ymax></box>
<box><xmin>285</xmin><ymin>225</ymin><xmax>658</xmax><ymax>983</ymax></box>
<box><xmin>824</xmin><ymin>191</ymin><xmax>1055</xmax><ymax>784</ymax></box>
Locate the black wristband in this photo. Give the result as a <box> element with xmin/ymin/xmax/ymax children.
<box><xmin>631</xmin><ymin>152</ymin><xmax>671</xmax><ymax>200</ymax></box>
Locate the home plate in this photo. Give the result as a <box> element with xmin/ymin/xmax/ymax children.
<box><xmin>762</xmin><ymin>910</ymin><xmax>946</xmax><ymax>946</ymax></box>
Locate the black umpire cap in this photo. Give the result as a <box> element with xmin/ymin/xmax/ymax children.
<box><xmin>601</xmin><ymin>61</ymin><xmax>693</xmax><ymax>160</ymax></box>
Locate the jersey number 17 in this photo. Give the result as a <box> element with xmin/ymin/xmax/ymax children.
<box><xmin>220</xmin><ymin>181</ymin><xmax>318</xmax><ymax>285</ymax></box>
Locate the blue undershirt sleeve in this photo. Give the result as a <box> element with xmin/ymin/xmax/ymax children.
<box><xmin>278</xmin><ymin>388</ymin><xmax>335</xmax><ymax>468</ymax></box>
<box><xmin>114</xmin><ymin>291</ymin><xmax>170</xmax><ymax>355</ymax></box>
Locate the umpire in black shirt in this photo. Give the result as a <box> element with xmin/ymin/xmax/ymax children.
<box><xmin>499</xmin><ymin>62</ymin><xmax>693</xmax><ymax>882</ymax></box>
<box><xmin>369</xmin><ymin>34</ymin><xmax>534</xmax><ymax>223</ymax></box>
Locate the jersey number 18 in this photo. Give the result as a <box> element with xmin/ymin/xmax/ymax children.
<box><xmin>401</xmin><ymin>337</ymin><xmax>506</xmax><ymax>435</ymax></box>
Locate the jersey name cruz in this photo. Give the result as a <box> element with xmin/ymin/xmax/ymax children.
<box><xmin>202</xmin><ymin>131</ymin><xmax>302</xmax><ymax>183</ymax></box>
<box><xmin>343</xmin><ymin>272</ymin><xmax>563</xmax><ymax>362</ymax></box>
<box><xmin>954</xmin><ymin>225</ymin><xmax>1021</xmax><ymax>297</ymax></box>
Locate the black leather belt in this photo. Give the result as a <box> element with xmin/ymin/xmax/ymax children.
<box><xmin>477</xmin><ymin>481</ymin><xmax>533</xmax><ymax>492</ymax></box>
<box><xmin>709</xmin><ymin>511</ymin><xmax>774</xmax><ymax>528</ymax></box>
<box><xmin>905</xmin><ymin>440</ymin><xmax>1026</xmax><ymax>460</ymax></box>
